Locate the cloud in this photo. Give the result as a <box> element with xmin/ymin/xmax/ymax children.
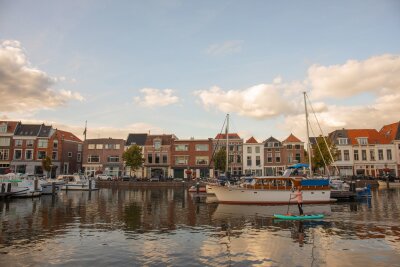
<box><xmin>134</xmin><ymin>88</ymin><xmax>180</xmax><ymax>108</ymax></box>
<box><xmin>308</xmin><ymin>54</ymin><xmax>400</xmax><ymax>99</ymax></box>
<box><xmin>194</xmin><ymin>83</ymin><xmax>301</xmax><ymax>119</ymax></box>
<box><xmin>0</xmin><ymin>40</ymin><xmax>84</xmax><ymax>113</ymax></box>
<box><xmin>206</xmin><ymin>40</ymin><xmax>243</xmax><ymax>56</ymax></box>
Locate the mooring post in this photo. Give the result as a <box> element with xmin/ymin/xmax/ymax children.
<box><xmin>52</xmin><ymin>182</ymin><xmax>56</xmax><ymax>195</ymax></box>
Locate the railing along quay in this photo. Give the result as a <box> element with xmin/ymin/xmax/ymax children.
<box><xmin>97</xmin><ymin>180</ymin><xmax>195</xmax><ymax>188</ymax></box>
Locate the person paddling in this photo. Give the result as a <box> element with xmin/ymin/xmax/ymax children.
<box><xmin>291</xmin><ymin>187</ymin><xmax>304</xmax><ymax>215</ymax></box>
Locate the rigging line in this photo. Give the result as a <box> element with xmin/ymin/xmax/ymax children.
<box><xmin>209</xmin><ymin>115</ymin><xmax>227</xmax><ymax>168</ymax></box>
<box><xmin>305</xmin><ymin>93</ymin><xmax>339</xmax><ymax>175</ymax></box>
<box><xmin>308</xmin><ymin>119</ymin><xmax>331</xmax><ymax>176</ymax></box>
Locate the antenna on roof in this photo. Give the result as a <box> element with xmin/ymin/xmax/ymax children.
<box><xmin>83</xmin><ymin>120</ymin><xmax>87</xmax><ymax>141</ymax></box>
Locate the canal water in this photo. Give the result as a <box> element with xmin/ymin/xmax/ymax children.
<box><xmin>0</xmin><ymin>188</ymin><xmax>399</xmax><ymax>267</ymax></box>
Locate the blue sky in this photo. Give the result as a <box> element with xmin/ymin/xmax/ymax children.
<box><xmin>1</xmin><ymin>0</ymin><xmax>399</xmax><ymax>142</ymax></box>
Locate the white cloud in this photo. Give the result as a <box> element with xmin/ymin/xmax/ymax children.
<box><xmin>206</xmin><ymin>40</ymin><xmax>243</xmax><ymax>56</ymax></box>
<box><xmin>0</xmin><ymin>40</ymin><xmax>84</xmax><ymax>113</ymax></box>
<box><xmin>308</xmin><ymin>54</ymin><xmax>400</xmax><ymax>99</ymax></box>
<box><xmin>134</xmin><ymin>88</ymin><xmax>179</xmax><ymax>108</ymax></box>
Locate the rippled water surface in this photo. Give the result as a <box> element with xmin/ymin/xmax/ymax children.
<box><xmin>1</xmin><ymin>187</ymin><xmax>400</xmax><ymax>266</ymax></box>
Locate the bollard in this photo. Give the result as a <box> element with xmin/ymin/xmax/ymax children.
<box><xmin>52</xmin><ymin>182</ymin><xmax>56</xmax><ymax>195</ymax></box>
<box><xmin>7</xmin><ymin>183</ymin><xmax>11</xmax><ymax>192</ymax></box>
<box><xmin>34</xmin><ymin>179</ymin><xmax>39</xmax><ymax>191</ymax></box>
<box><xmin>89</xmin><ymin>179</ymin><xmax>92</xmax><ymax>191</ymax></box>
<box><xmin>196</xmin><ymin>182</ymin><xmax>200</xmax><ymax>194</ymax></box>
<box><xmin>1</xmin><ymin>183</ymin><xmax>5</xmax><ymax>193</ymax></box>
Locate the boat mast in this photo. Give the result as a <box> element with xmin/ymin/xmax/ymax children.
<box><xmin>226</xmin><ymin>113</ymin><xmax>229</xmax><ymax>175</ymax></box>
<box><xmin>304</xmin><ymin>92</ymin><xmax>313</xmax><ymax>178</ymax></box>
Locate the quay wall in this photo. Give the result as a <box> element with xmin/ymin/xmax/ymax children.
<box><xmin>97</xmin><ymin>180</ymin><xmax>195</xmax><ymax>189</ymax></box>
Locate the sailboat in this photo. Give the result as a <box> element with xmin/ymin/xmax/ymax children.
<box><xmin>211</xmin><ymin>93</ymin><xmax>332</xmax><ymax>205</ymax></box>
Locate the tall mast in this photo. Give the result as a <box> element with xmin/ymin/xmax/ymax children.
<box><xmin>303</xmin><ymin>92</ymin><xmax>313</xmax><ymax>178</ymax></box>
<box><xmin>226</xmin><ymin>113</ymin><xmax>229</xmax><ymax>174</ymax></box>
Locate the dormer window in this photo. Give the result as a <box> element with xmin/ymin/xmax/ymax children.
<box><xmin>0</xmin><ymin>123</ymin><xmax>7</xmax><ymax>133</ymax></box>
<box><xmin>357</xmin><ymin>138</ymin><xmax>368</xmax><ymax>145</ymax></box>
<box><xmin>338</xmin><ymin>138</ymin><xmax>348</xmax><ymax>145</ymax></box>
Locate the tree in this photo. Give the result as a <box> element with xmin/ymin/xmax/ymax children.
<box><xmin>311</xmin><ymin>135</ymin><xmax>338</xmax><ymax>174</ymax></box>
<box><xmin>213</xmin><ymin>147</ymin><xmax>226</xmax><ymax>174</ymax></box>
<box><xmin>42</xmin><ymin>156</ymin><xmax>52</xmax><ymax>177</ymax></box>
<box><xmin>123</xmin><ymin>145</ymin><xmax>144</xmax><ymax>176</ymax></box>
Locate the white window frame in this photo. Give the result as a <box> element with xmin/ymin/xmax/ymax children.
<box><xmin>25</xmin><ymin>149</ymin><xmax>33</xmax><ymax>160</ymax></box>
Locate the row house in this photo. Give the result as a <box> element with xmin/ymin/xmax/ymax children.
<box><xmin>0</xmin><ymin>121</ymin><xmax>20</xmax><ymax>174</ymax></box>
<box><xmin>264</xmin><ymin>134</ymin><xmax>305</xmax><ymax>176</ymax></box>
<box><xmin>213</xmin><ymin>133</ymin><xmax>243</xmax><ymax>177</ymax></box>
<box><xmin>380</xmin><ymin>122</ymin><xmax>400</xmax><ymax>176</ymax></box>
<box><xmin>243</xmin><ymin>137</ymin><xmax>263</xmax><ymax>176</ymax></box>
<box><xmin>329</xmin><ymin>128</ymin><xmax>396</xmax><ymax>177</ymax></box>
<box><xmin>143</xmin><ymin>134</ymin><xmax>176</xmax><ymax>178</ymax></box>
<box><xmin>82</xmin><ymin>138</ymin><xmax>125</xmax><ymax>177</ymax></box>
<box><xmin>54</xmin><ymin>130</ymin><xmax>83</xmax><ymax>175</ymax></box>
<box><xmin>171</xmin><ymin>138</ymin><xmax>214</xmax><ymax>179</ymax></box>
<box><xmin>124</xmin><ymin>133</ymin><xmax>148</xmax><ymax>177</ymax></box>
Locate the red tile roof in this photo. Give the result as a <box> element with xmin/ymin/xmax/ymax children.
<box><xmin>56</xmin><ymin>130</ymin><xmax>82</xmax><ymax>142</ymax></box>
<box><xmin>283</xmin><ymin>133</ymin><xmax>302</xmax><ymax>143</ymax></box>
<box><xmin>379</xmin><ymin>122</ymin><xmax>400</xmax><ymax>141</ymax></box>
<box><xmin>245</xmin><ymin>136</ymin><xmax>258</xmax><ymax>143</ymax></box>
<box><xmin>215</xmin><ymin>133</ymin><xmax>241</xmax><ymax>139</ymax></box>
<box><xmin>346</xmin><ymin>129</ymin><xmax>391</xmax><ymax>145</ymax></box>
<box><xmin>0</xmin><ymin>121</ymin><xmax>19</xmax><ymax>134</ymax></box>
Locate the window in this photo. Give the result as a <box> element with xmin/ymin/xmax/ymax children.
<box><xmin>338</xmin><ymin>138</ymin><xmax>348</xmax><ymax>145</ymax></box>
<box><xmin>108</xmin><ymin>156</ymin><xmax>119</xmax><ymax>162</ymax></box>
<box><xmin>154</xmin><ymin>140</ymin><xmax>161</xmax><ymax>150</ymax></box>
<box><xmin>195</xmin><ymin>144</ymin><xmax>209</xmax><ymax>151</ymax></box>
<box><xmin>387</xmin><ymin>149</ymin><xmax>392</xmax><ymax>160</ymax></box>
<box><xmin>229</xmin><ymin>145</ymin><xmax>234</xmax><ymax>151</ymax></box>
<box><xmin>287</xmin><ymin>144</ymin><xmax>292</xmax><ymax>149</ymax></box>
<box><xmin>378</xmin><ymin>149</ymin><xmax>383</xmax><ymax>160</ymax></box>
<box><xmin>295</xmin><ymin>153</ymin><xmax>301</xmax><ymax>162</ymax></box>
<box><xmin>228</xmin><ymin>155</ymin><xmax>234</xmax><ymax>163</ymax></box>
<box><xmin>162</xmin><ymin>154</ymin><xmax>168</xmax><ymax>163</ymax></box>
<box><xmin>337</xmin><ymin>151</ymin><xmax>342</xmax><ymax>161</ymax></box>
<box><xmin>96</xmin><ymin>144</ymin><xmax>103</xmax><ymax>149</ymax></box>
<box><xmin>38</xmin><ymin>139</ymin><xmax>48</xmax><ymax>148</ymax></box>
<box><xmin>267</xmin><ymin>153</ymin><xmax>272</xmax><ymax>163</ymax></box>
<box><xmin>256</xmin><ymin>156</ymin><xmax>261</xmax><ymax>166</ymax></box>
<box><xmin>295</xmin><ymin>144</ymin><xmax>301</xmax><ymax>150</ymax></box>
<box><xmin>88</xmin><ymin>144</ymin><xmax>95</xmax><ymax>149</ymax></box>
<box><xmin>52</xmin><ymin>151</ymin><xmax>57</xmax><ymax>160</ymax></box>
<box><xmin>344</xmin><ymin>150</ymin><xmax>350</xmax><ymax>161</ymax></box>
<box><xmin>115</xmin><ymin>144</ymin><xmax>120</xmax><ymax>149</ymax></box>
<box><xmin>148</xmin><ymin>154</ymin><xmax>153</xmax><ymax>163</ymax></box>
<box><xmin>37</xmin><ymin>151</ymin><xmax>46</xmax><ymax>159</ymax></box>
<box><xmin>14</xmin><ymin>149</ymin><xmax>22</xmax><ymax>160</ymax></box>
<box><xmin>175</xmin><ymin>144</ymin><xmax>188</xmax><ymax>151</ymax></box>
<box><xmin>175</xmin><ymin>156</ymin><xmax>188</xmax><ymax>165</ymax></box>
<box><xmin>275</xmin><ymin>152</ymin><xmax>281</xmax><ymax>163</ymax></box>
<box><xmin>247</xmin><ymin>156</ymin><xmax>252</xmax><ymax>166</ymax></box>
<box><xmin>237</xmin><ymin>145</ymin><xmax>242</xmax><ymax>151</ymax></box>
<box><xmin>358</xmin><ymin>138</ymin><xmax>368</xmax><ymax>145</ymax></box>
<box><xmin>77</xmin><ymin>153</ymin><xmax>81</xmax><ymax>162</ymax></box>
<box><xmin>53</xmin><ymin>141</ymin><xmax>58</xmax><ymax>149</ymax></box>
<box><xmin>155</xmin><ymin>153</ymin><xmax>160</xmax><ymax>164</ymax></box>
<box><xmin>361</xmin><ymin>150</ymin><xmax>367</xmax><ymax>161</ymax></box>
<box><xmin>88</xmin><ymin>155</ymin><xmax>100</xmax><ymax>163</ymax></box>
<box><xmin>237</xmin><ymin>155</ymin><xmax>241</xmax><ymax>163</ymax></box>
<box><xmin>255</xmin><ymin>146</ymin><xmax>260</xmax><ymax>153</ymax></box>
<box><xmin>68</xmin><ymin>152</ymin><xmax>72</xmax><ymax>158</ymax></box>
<box><xmin>274</xmin><ymin>143</ymin><xmax>279</xmax><ymax>147</ymax></box>
<box><xmin>78</xmin><ymin>144</ymin><xmax>83</xmax><ymax>152</ymax></box>
<box><xmin>288</xmin><ymin>153</ymin><xmax>293</xmax><ymax>163</ymax></box>
<box><xmin>247</xmin><ymin>147</ymin><xmax>252</xmax><ymax>153</ymax></box>
<box><xmin>267</xmin><ymin>142</ymin><xmax>273</xmax><ymax>147</ymax></box>
<box><xmin>195</xmin><ymin>156</ymin><xmax>209</xmax><ymax>165</ymax></box>
<box><xmin>370</xmin><ymin>150</ymin><xmax>375</xmax><ymax>161</ymax></box>
<box><xmin>26</xmin><ymin>140</ymin><xmax>34</xmax><ymax>148</ymax></box>
<box><xmin>267</xmin><ymin>148</ymin><xmax>272</xmax><ymax>152</ymax></box>
<box><xmin>0</xmin><ymin>123</ymin><xmax>6</xmax><ymax>133</ymax></box>
<box><xmin>0</xmin><ymin>138</ymin><xmax>10</xmax><ymax>146</ymax></box>
<box><xmin>15</xmin><ymin>139</ymin><xmax>23</xmax><ymax>147</ymax></box>
<box><xmin>354</xmin><ymin>150</ymin><xmax>359</xmax><ymax>161</ymax></box>
<box><xmin>0</xmin><ymin>149</ymin><xmax>9</xmax><ymax>160</ymax></box>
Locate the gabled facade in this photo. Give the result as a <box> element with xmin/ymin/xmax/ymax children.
<box><xmin>263</xmin><ymin>136</ymin><xmax>284</xmax><ymax>175</ymax></box>
<box><xmin>124</xmin><ymin>133</ymin><xmax>148</xmax><ymax>177</ymax></box>
<box><xmin>53</xmin><ymin>130</ymin><xmax>83</xmax><ymax>176</ymax></box>
<box><xmin>0</xmin><ymin>121</ymin><xmax>20</xmax><ymax>174</ymax></box>
<box><xmin>243</xmin><ymin>137</ymin><xmax>263</xmax><ymax>176</ymax></box>
<box><xmin>82</xmin><ymin>138</ymin><xmax>125</xmax><ymax>177</ymax></box>
<box><xmin>143</xmin><ymin>134</ymin><xmax>176</xmax><ymax>178</ymax></box>
<box><xmin>171</xmin><ymin>138</ymin><xmax>214</xmax><ymax>179</ymax></box>
<box><xmin>380</xmin><ymin>122</ymin><xmax>400</xmax><ymax>176</ymax></box>
<box><xmin>213</xmin><ymin>133</ymin><xmax>243</xmax><ymax>177</ymax></box>
<box><xmin>282</xmin><ymin>133</ymin><xmax>304</xmax><ymax>165</ymax></box>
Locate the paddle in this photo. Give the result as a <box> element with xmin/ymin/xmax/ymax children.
<box><xmin>286</xmin><ymin>193</ymin><xmax>292</xmax><ymax>215</ymax></box>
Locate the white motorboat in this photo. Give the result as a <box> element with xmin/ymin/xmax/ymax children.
<box><xmin>0</xmin><ymin>174</ymin><xmax>42</xmax><ymax>197</ymax></box>
<box><xmin>57</xmin><ymin>174</ymin><xmax>98</xmax><ymax>191</ymax></box>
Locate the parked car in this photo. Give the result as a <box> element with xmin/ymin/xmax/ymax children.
<box><xmin>150</xmin><ymin>177</ymin><xmax>160</xmax><ymax>182</ymax></box>
<box><xmin>97</xmin><ymin>174</ymin><xmax>112</xmax><ymax>181</ymax></box>
<box><xmin>121</xmin><ymin>176</ymin><xmax>131</xmax><ymax>182</ymax></box>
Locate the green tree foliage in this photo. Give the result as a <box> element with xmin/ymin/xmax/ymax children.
<box><xmin>311</xmin><ymin>135</ymin><xmax>338</xmax><ymax>172</ymax></box>
<box><xmin>41</xmin><ymin>156</ymin><xmax>52</xmax><ymax>176</ymax></box>
<box><xmin>213</xmin><ymin>147</ymin><xmax>226</xmax><ymax>172</ymax></box>
<box><xmin>123</xmin><ymin>145</ymin><xmax>144</xmax><ymax>176</ymax></box>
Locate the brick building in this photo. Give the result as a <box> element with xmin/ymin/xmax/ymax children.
<box><xmin>143</xmin><ymin>135</ymin><xmax>175</xmax><ymax>178</ymax></box>
<box><xmin>125</xmin><ymin>133</ymin><xmax>148</xmax><ymax>177</ymax></box>
<box><xmin>243</xmin><ymin>136</ymin><xmax>263</xmax><ymax>176</ymax></box>
<box><xmin>213</xmin><ymin>133</ymin><xmax>243</xmax><ymax>177</ymax></box>
<box><xmin>0</xmin><ymin>121</ymin><xmax>20</xmax><ymax>174</ymax></box>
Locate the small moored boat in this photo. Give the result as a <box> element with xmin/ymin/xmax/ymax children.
<box><xmin>273</xmin><ymin>214</ymin><xmax>325</xmax><ymax>220</ymax></box>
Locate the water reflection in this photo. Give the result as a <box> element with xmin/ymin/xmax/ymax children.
<box><xmin>0</xmin><ymin>188</ymin><xmax>399</xmax><ymax>266</ymax></box>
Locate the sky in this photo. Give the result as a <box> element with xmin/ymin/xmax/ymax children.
<box><xmin>1</xmin><ymin>0</ymin><xmax>399</xmax><ymax>143</ymax></box>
